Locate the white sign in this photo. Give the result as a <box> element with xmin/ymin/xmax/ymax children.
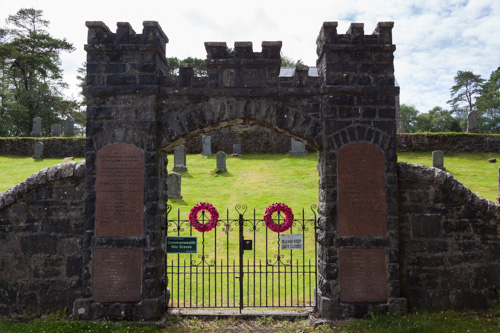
<box><xmin>281</xmin><ymin>233</ymin><xmax>303</xmax><ymax>250</ymax></box>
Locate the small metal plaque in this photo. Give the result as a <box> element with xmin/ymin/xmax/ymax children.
<box><xmin>93</xmin><ymin>248</ymin><xmax>142</xmax><ymax>303</ymax></box>
<box><xmin>166</xmin><ymin>236</ymin><xmax>197</xmax><ymax>254</ymax></box>
<box><xmin>339</xmin><ymin>249</ymin><xmax>387</xmax><ymax>303</ymax></box>
<box><xmin>281</xmin><ymin>233</ymin><xmax>303</xmax><ymax>250</ymax></box>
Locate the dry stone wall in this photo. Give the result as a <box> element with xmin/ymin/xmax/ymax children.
<box><xmin>398</xmin><ymin>162</ymin><xmax>500</xmax><ymax>310</ymax></box>
<box><xmin>0</xmin><ymin>162</ymin><xmax>85</xmax><ymax>317</ymax></box>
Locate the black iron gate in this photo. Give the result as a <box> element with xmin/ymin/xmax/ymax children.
<box><xmin>165</xmin><ymin>204</ymin><xmax>318</xmax><ymax>311</ymax></box>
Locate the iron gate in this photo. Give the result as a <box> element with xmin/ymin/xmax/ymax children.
<box><xmin>165</xmin><ymin>204</ymin><xmax>318</xmax><ymax>311</ymax></box>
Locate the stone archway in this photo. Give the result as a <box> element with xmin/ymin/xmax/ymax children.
<box><xmin>76</xmin><ymin>19</ymin><xmax>404</xmax><ymax>321</ymax></box>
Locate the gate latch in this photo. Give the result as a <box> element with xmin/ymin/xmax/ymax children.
<box><xmin>242</xmin><ymin>239</ymin><xmax>253</xmax><ymax>251</ymax></box>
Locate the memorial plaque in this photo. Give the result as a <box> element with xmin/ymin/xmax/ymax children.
<box><xmin>338</xmin><ymin>142</ymin><xmax>386</xmax><ymax>236</ymax></box>
<box><xmin>93</xmin><ymin>248</ymin><xmax>142</xmax><ymax>303</ymax></box>
<box><xmin>96</xmin><ymin>143</ymin><xmax>144</xmax><ymax>237</ymax></box>
<box><xmin>339</xmin><ymin>249</ymin><xmax>387</xmax><ymax>303</ymax></box>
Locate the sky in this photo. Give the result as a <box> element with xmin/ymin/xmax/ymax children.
<box><xmin>1</xmin><ymin>0</ymin><xmax>499</xmax><ymax>113</ymax></box>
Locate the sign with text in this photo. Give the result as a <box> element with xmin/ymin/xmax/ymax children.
<box><xmin>280</xmin><ymin>233</ymin><xmax>303</xmax><ymax>250</ymax></box>
<box><xmin>166</xmin><ymin>236</ymin><xmax>198</xmax><ymax>254</ymax></box>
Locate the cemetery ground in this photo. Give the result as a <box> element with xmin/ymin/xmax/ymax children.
<box><xmin>0</xmin><ymin>307</ymin><xmax>499</xmax><ymax>332</ymax></box>
<box><xmin>1</xmin><ymin>152</ymin><xmax>500</xmax><ymax>331</ymax></box>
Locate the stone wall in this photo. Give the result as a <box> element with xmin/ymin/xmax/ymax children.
<box><xmin>1</xmin><ymin>133</ymin><xmax>499</xmax><ymax>157</ymax></box>
<box><xmin>1</xmin><ymin>160</ymin><xmax>499</xmax><ymax>317</ymax></box>
<box><xmin>0</xmin><ymin>161</ymin><xmax>85</xmax><ymax>317</ymax></box>
<box><xmin>0</xmin><ymin>138</ymin><xmax>85</xmax><ymax>157</ymax></box>
<box><xmin>398</xmin><ymin>133</ymin><xmax>500</xmax><ymax>153</ymax></box>
<box><xmin>398</xmin><ymin>162</ymin><xmax>500</xmax><ymax>310</ymax></box>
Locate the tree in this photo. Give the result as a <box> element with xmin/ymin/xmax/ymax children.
<box><xmin>281</xmin><ymin>53</ymin><xmax>304</xmax><ymax>67</ymax></box>
<box><xmin>476</xmin><ymin>66</ymin><xmax>500</xmax><ymax>133</ymax></box>
<box><xmin>399</xmin><ymin>104</ymin><xmax>419</xmax><ymax>133</ymax></box>
<box><xmin>167</xmin><ymin>57</ymin><xmax>207</xmax><ymax>76</ymax></box>
<box><xmin>415</xmin><ymin>106</ymin><xmax>462</xmax><ymax>132</ymax></box>
<box><xmin>0</xmin><ymin>8</ymin><xmax>77</xmax><ymax>136</ymax></box>
<box><xmin>447</xmin><ymin>70</ymin><xmax>484</xmax><ymax>117</ymax></box>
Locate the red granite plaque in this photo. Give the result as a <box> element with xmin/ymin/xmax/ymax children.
<box><xmin>96</xmin><ymin>143</ymin><xmax>144</xmax><ymax>237</ymax></box>
<box><xmin>339</xmin><ymin>249</ymin><xmax>387</xmax><ymax>303</ymax></box>
<box><xmin>338</xmin><ymin>142</ymin><xmax>386</xmax><ymax>236</ymax></box>
<box><xmin>93</xmin><ymin>248</ymin><xmax>142</xmax><ymax>303</ymax></box>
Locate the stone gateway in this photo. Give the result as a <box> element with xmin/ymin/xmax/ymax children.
<box><xmin>0</xmin><ymin>18</ymin><xmax>497</xmax><ymax>323</ymax></box>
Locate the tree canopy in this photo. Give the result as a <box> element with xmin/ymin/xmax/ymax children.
<box><xmin>0</xmin><ymin>8</ymin><xmax>80</xmax><ymax>136</ymax></box>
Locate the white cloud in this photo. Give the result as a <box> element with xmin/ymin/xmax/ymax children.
<box><xmin>1</xmin><ymin>0</ymin><xmax>498</xmax><ymax>114</ymax></box>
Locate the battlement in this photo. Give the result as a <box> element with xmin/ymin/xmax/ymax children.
<box><xmin>205</xmin><ymin>41</ymin><xmax>282</xmax><ymax>61</ymax></box>
<box><xmin>85</xmin><ymin>21</ymin><xmax>168</xmax><ymax>56</ymax></box>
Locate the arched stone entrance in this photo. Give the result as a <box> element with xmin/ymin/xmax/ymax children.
<box><xmin>74</xmin><ymin>20</ymin><xmax>405</xmax><ymax>321</ymax></box>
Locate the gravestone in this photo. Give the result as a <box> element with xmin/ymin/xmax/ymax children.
<box><xmin>289</xmin><ymin>138</ymin><xmax>307</xmax><ymax>156</ymax></box>
<box><xmin>51</xmin><ymin>123</ymin><xmax>62</xmax><ymax>137</ymax></box>
<box><xmin>467</xmin><ymin>111</ymin><xmax>479</xmax><ymax>133</ymax></box>
<box><xmin>173</xmin><ymin>145</ymin><xmax>187</xmax><ymax>172</ymax></box>
<box><xmin>498</xmin><ymin>168</ymin><xmax>500</xmax><ymax>196</ymax></box>
<box><xmin>432</xmin><ymin>150</ymin><xmax>445</xmax><ymax>171</ymax></box>
<box><xmin>201</xmin><ymin>135</ymin><xmax>212</xmax><ymax>155</ymax></box>
<box><xmin>33</xmin><ymin>142</ymin><xmax>44</xmax><ymax>159</ymax></box>
<box><xmin>216</xmin><ymin>151</ymin><xmax>227</xmax><ymax>172</ymax></box>
<box><xmin>167</xmin><ymin>173</ymin><xmax>183</xmax><ymax>199</ymax></box>
<box><xmin>65</xmin><ymin>117</ymin><xmax>75</xmax><ymax>136</ymax></box>
<box><xmin>232</xmin><ymin>144</ymin><xmax>242</xmax><ymax>157</ymax></box>
<box><xmin>31</xmin><ymin>117</ymin><xmax>42</xmax><ymax>137</ymax></box>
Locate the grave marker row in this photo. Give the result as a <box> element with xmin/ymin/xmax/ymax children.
<box><xmin>30</xmin><ymin>117</ymin><xmax>75</xmax><ymax>137</ymax></box>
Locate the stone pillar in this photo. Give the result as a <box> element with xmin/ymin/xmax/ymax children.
<box><xmin>74</xmin><ymin>21</ymin><xmax>169</xmax><ymax>321</ymax></box>
<box><xmin>315</xmin><ymin>21</ymin><xmax>405</xmax><ymax>319</ymax></box>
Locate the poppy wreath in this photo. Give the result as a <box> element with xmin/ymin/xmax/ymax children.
<box><xmin>189</xmin><ymin>202</ymin><xmax>219</xmax><ymax>232</ymax></box>
<box><xmin>264</xmin><ymin>203</ymin><xmax>294</xmax><ymax>233</ymax></box>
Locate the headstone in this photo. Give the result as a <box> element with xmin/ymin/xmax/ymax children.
<box><xmin>432</xmin><ymin>150</ymin><xmax>445</xmax><ymax>171</ymax></box>
<box><xmin>167</xmin><ymin>173</ymin><xmax>183</xmax><ymax>199</ymax></box>
<box><xmin>64</xmin><ymin>117</ymin><xmax>75</xmax><ymax>136</ymax></box>
<box><xmin>31</xmin><ymin>117</ymin><xmax>42</xmax><ymax>137</ymax></box>
<box><xmin>289</xmin><ymin>138</ymin><xmax>307</xmax><ymax>156</ymax></box>
<box><xmin>216</xmin><ymin>151</ymin><xmax>227</xmax><ymax>172</ymax></box>
<box><xmin>51</xmin><ymin>123</ymin><xmax>62</xmax><ymax>137</ymax></box>
<box><xmin>498</xmin><ymin>168</ymin><xmax>500</xmax><ymax>197</ymax></box>
<box><xmin>201</xmin><ymin>135</ymin><xmax>212</xmax><ymax>155</ymax></box>
<box><xmin>33</xmin><ymin>142</ymin><xmax>44</xmax><ymax>159</ymax></box>
<box><xmin>466</xmin><ymin>111</ymin><xmax>479</xmax><ymax>133</ymax></box>
<box><xmin>173</xmin><ymin>145</ymin><xmax>187</xmax><ymax>172</ymax></box>
<box><xmin>232</xmin><ymin>143</ymin><xmax>242</xmax><ymax>157</ymax></box>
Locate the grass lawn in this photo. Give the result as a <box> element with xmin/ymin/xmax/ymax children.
<box><xmin>0</xmin><ymin>155</ymin><xmax>85</xmax><ymax>193</ymax></box>
<box><xmin>1</xmin><ymin>308</ymin><xmax>499</xmax><ymax>332</ymax></box>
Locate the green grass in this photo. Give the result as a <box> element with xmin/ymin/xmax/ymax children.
<box><xmin>0</xmin><ymin>155</ymin><xmax>85</xmax><ymax>193</ymax></box>
<box><xmin>167</xmin><ymin>153</ymin><xmax>319</xmax><ymax>217</ymax></box>
<box><xmin>1</xmin><ymin>308</ymin><xmax>499</xmax><ymax>332</ymax></box>
<box><xmin>398</xmin><ymin>152</ymin><xmax>500</xmax><ymax>202</ymax></box>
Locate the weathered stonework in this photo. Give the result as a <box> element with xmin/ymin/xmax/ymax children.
<box><xmin>398</xmin><ymin>162</ymin><xmax>500</xmax><ymax>311</ymax></box>
<box><xmin>4</xmin><ymin>19</ymin><xmax>495</xmax><ymax>322</ymax></box>
<box><xmin>0</xmin><ymin>162</ymin><xmax>85</xmax><ymax>317</ymax></box>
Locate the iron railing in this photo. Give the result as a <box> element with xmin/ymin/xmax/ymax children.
<box><xmin>165</xmin><ymin>204</ymin><xmax>318</xmax><ymax>311</ymax></box>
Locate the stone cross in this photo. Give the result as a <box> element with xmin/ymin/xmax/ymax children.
<box><xmin>65</xmin><ymin>117</ymin><xmax>75</xmax><ymax>136</ymax></box>
<box><xmin>31</xmin><ymin>117</ymin><xmax>42</xmax><ymax>137</ymax></box>
<box><xmin>201</xmin><ymin>135</ymin><xmax>212</xmax><ymax>156</ymax></box>
<box><xmin>173</xmin><ymin>145</ymin><xmax>187</xmax><ymax>172</ymax></box>
<box><xmin>432</xmin><ymin>150</ymin><xmax>445</xmax><ymax>171</ymax></box>
<box><xmin>466</xmin><ymin>111</ymin><xmax>479</xmax><ymax>133</ymax></box>
<box><xmin>232</xmin><ymin>144</ymin><xmax>242</xmax><ymax>156</ymax></box>
<box><xmin>216</xmin><ymin>151</ymin><xmax>227</xmax><ymax>172</ymax></box>
<box><xmin>33</xmin><ymin>141</ymin><xmax>44</xmax><ymax>159</ymax></box>
<box><xmin>167</xmin><ymin>173</ymin><xmax>183</xmax><ymax>199</ymax></box>
<box><xmin>51</xmin><ymin>123</ymin><xmax>62</xmax><ymax>137</ymax></box>
<box><xmin>289</xmin><ymin>138</ymin><xmax>307</xmax><ymax>156</ymax></box>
